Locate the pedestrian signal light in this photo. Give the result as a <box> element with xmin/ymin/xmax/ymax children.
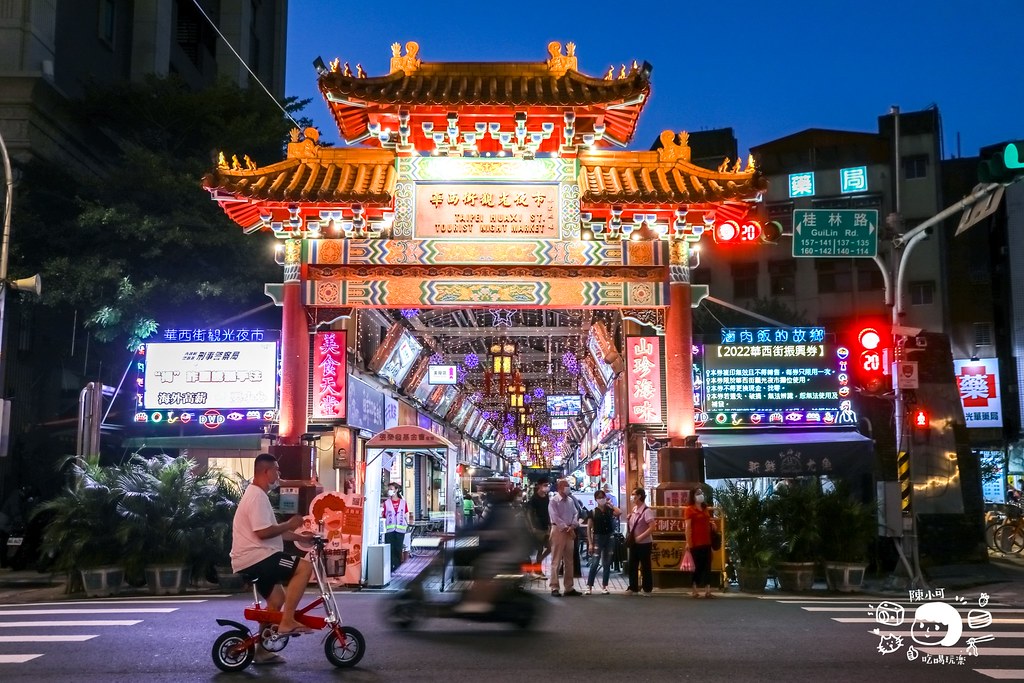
<box><xmin>913</xmin><ymin>409</ymin><xmax>928</xmax><ymax>428</ymax></box>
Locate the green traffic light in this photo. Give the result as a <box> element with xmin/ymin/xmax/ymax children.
<box><xmin>1005</xmin><ymin>142</ymin><xmax>1023</xmax><ymax>170</ymax></box>
<box><xmin>979</xmin><ymin>140</ymin><xmax>1024</xmax><ymax>183</ymax></box>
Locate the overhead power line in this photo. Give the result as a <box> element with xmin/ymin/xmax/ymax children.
<box><xmin>190</xmin><ymin>0</ymin><xmax>301</xmax><ymax>129</ymax></box>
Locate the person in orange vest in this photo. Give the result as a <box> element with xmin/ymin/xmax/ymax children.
<box><xmin>382</xmin><ymin>483</ymin><xmax>411</xmax><ymax>572</ymax></box>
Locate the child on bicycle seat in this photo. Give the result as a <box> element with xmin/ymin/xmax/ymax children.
<box><xmin>231</xmin><ymin>453</ymin><xmax>316</xmax><ymax>655</ymax></box>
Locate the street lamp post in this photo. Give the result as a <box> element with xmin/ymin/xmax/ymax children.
<box><xmin>0</xmin><ymin>128</ymin><xmax>13</xmax><ymax>457</ymax></box>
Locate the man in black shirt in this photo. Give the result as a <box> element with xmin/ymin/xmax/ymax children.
<box><xmin>525</xmin><ymin>479</ymin><xmax>551</xmax><ymax>578</ymax></box>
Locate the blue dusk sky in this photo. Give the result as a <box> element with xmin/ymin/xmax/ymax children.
<box><xmin>284</xmin><ymin>0</ymin><xmax>1023</xmax><ymax>159</ymax></box>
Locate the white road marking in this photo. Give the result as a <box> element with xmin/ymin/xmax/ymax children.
<box><xmin>0</xmin><ymin>635</ymin><xmax>97</xmax><ymax>642</ymax></box>
<box><xmin>0</xmin><ymin>608</ymin><xmax>176</xmax><ymax>616</ymax></box>
<box><xmin>0</xmin><ymin>599</ymin><xmax>209</xmax><ymax>608</ymax></box>
<box><xmin>976</xmin><ymin>670</ymin><xmax>1024</xmax><ymax>680</ymax></box>
<box><xmin>804</xmin><ymin>606</ymin><xmax>1022</xmax><ymax>613</ymax></box>
<box><xmin>0</xmin><ymin>654</ymin><xmax>43</xmax><ymax>664</ymax></box>
<box><xmin>918</xmin><ymin>647</ymin><xmax>1024</xmax><ymax>657</ymax></box>
<box><xmin>837</xmin><ymin>617</ymin><xmax>1024</xmax><ymax>624</ymax></box>
<box><xmin>0</xmin><ymin>620</ymin><xmax>142</xmax><ymax>628</ymax></box>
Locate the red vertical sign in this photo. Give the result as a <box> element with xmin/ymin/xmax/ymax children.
<box><xmin>313</xmin><ymin>331</ymin><xmax>347</xmax><ymax>419</ymax></box>
<box><xmin>626</xmin><ymin>336</ymin><xmax>662</xmax><ymax>424</ymax></box>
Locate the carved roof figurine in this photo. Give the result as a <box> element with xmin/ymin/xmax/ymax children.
<box><xmin>656</xmin><ymin>131</ymin><xmax>691</xmax><ymax>163</ymax></box>
<box><xmin>389</xmin><ymin>41</ymin><xmax>421</xmax><ymax>74</ymax></box>
<box><xmin>286</xmin><ymin>127</ymin><xmax>322</xmax><ymax>159</ymax></box>
<box><xmin>217</xmin><ymin>151</ymin><xmax>228</xmax><ymax>170</ymax></box>
<box><xmin>546</xmin><ymin>41</ymin><xmax>578</xmax><ymax>76</ymax></box>
<box><xmin>329</xmin><ymin>57</ymin><xmax>340</xmax><ymax>73</ymax></box>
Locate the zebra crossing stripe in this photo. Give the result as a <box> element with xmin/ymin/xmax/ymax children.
<box><xmin>0</xmin><ymin>655</ymin><xmax>43</xmax><ymax>664</ymax></box>
<box><xmin>0</xmin><ymin>608</ymin><xmax>177</xmax><ymax>616</ymax></box>
<box><xmin>976</xmin><ymin>670</ymin><xmax>1024</xmax><ymax>680</ymax></box>
<box><xmin>0</xmin><ymin>635</ymin><xmax>97</xmax><ymax>642</ymax></box>
<box><xmin>0</xmin><ymin>620</ymin><xmax>142</xmax><ymax>628</ymax></box>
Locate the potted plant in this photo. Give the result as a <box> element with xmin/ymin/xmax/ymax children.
<box><xmin>116</xmin><ymin>454</ymin><xmax>222</xmax><ymax>594</ymax></box>
<box><xmin>35</xmin><ymin>457</ymin><xmax>127</xmax><ymax>597</ymax></box>
<box><xmin>200</xmin><ymin>472</ymin><xmax>244</xmax><ymax>591</ymax></box>
<box><xmin>716</xmin><ymin>480</ymin><xmax>778</xmax><ymax>592</ymax></box>
<box><xmin>818</xmin><ymin>484</ymin><xmax>876</xmax><ymax>592</ymax></box>
<box><xmin>772</xmin><ymin>479</ymin><xmax>823</xmax><ymax>592</ymax></box>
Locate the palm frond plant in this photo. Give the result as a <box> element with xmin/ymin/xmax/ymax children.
<box><xmin>773</xmin><ymin>478</ymin><xmax>823</xmax><ymax>563</ymax></box>
<box><xmin>35</xmin><ymin>457</ymin><xmax>127</xmax><ymax>591</ymax></box>
<box><xmin>115</xmin><ymin>454</ymin><xmax>223</xmax><ymax>584</ymax></box>
<box><xmin>716</xmin><ymin>480</ymin><xmax>778</xmax><ymax>570</ymax></box>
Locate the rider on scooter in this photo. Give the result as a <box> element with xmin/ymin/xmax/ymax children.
<box><xmin>231</xmin><ymin>453</ymin><xmax>315</xmax><ymax>662</ymax></box>
<box><xmin>453</xmin><ymin>478</ymin><xmax>532</xmax><ymax>614</ymax></box>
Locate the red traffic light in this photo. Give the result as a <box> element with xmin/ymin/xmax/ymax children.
<box><xmin>913</xmin><ymin>409</ymin><xmax>928</xmax><ymax>428</ymax></box>
<box><xmin>858</xmin><ymin>327</ymin><xmax>881</xmax><ymax>350</ymax></box>
<box><xmin>714</xmin><ymin>219</ymin><xmax>762</xmax><ymax>244</ymax></box>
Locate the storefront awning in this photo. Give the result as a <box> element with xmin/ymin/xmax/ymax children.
<box><xmin>699</xmin><ymin>430</ymin><xmax>874</xmax><ymax>480</ymax></box>
<box><xmin>121</xmin><ymin>434</ymin><xmax>264</xmax><ymax>450</ymax></box>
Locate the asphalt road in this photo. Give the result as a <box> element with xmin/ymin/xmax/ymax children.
<box><xmin>0</xmin><ymin>588</ymin><xmax>1021</xmax><ymax>682</ymax></box>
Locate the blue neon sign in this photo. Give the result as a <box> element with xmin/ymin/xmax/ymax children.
<box><xmin>788</xmin><ymin>172</ymin><xmax>815</xmax><ymax>198</ymax></box>
<box><xmin>840</xmin><ymin>166</ymin><xmax>868</xmax><ymax>194</ymax></box>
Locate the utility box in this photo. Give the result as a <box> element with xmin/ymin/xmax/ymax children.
<box><xmin>365</xmin><ymin>544</ymin><xmax>391</xmax><ymax>587</ymax></box>
<box><xmin>877</xmin><ymin>481</ymin><xmax>904</xmax><ymax>538</ymax></box>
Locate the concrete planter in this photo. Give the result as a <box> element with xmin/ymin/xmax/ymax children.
<box><xmin>80</xmin><ymin>566</ymin><xmax>125</xmax><ymax>598</ymax></box>
<box><xmin>824</xmin><ymin>561</ymin><xmax>868</xmax><ymax>592</ymax></box>
<box><xmin>775</xmin><ymin>561</ymin><xmax>816</xmax><ymax>592</ymax></box>
<box><xmin>736</xmin><ymin>567</ymin><xmax>768</xmax><ymax>593</ymax></box>
<box><xmin>144</xmin><ymin>565</ymin><xmax>191</xmax><ymax>595</ymax></box>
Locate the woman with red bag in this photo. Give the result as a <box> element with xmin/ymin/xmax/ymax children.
<box><xmin>684</xmin><ymin>486</ymin><xmax>718</xmax><ymax>598</ymax></box>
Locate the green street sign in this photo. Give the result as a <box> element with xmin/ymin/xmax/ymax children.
<box><xmin>792</xmin><ymin>209</ymin><xmax>878</xmax><ymax>258</ymax></box>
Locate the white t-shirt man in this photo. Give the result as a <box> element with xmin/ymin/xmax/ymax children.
<box><xmin>230</xmin><ymin>484</ymin><xmax>283</xmax><ymax>573</ymax></box>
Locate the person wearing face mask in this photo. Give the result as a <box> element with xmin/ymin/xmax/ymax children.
<box><xmin>584</xmin><ymin>489</ymin><xmax>620</xmax><ymax>594</ymax></box>
<box><xmin>684</xmin><ymin>486</ymin><xmax>718</xmax><ymax>598</ymax></box>
<box><xmin>382</xmin><ymin>483</ymin><xmax>411</xmax><ymax>572</ymax></box>
<box><xmin>525</xmin><ymin>479</ymin><xmax>552</xmax><ymax>578</ymax></box>
<box><xmin>231</xmin><ymin>453</ymin><xmax>315</xmax><ymax>663</ymax></box>
<box><xmin>626</xmin><ymin>487</ymin><xmax>656</xmax><ymax>595</ymax></box>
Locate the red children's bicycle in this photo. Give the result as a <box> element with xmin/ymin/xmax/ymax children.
<box><xmin>211</xmin><ymin>535</ymin><xmax>366</xmax><ymax>672</ymax></box>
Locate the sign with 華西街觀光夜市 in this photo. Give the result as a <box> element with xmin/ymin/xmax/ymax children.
<box><xmin>414</xmin><ymin>183</ymin><xmax>559</xmax><ymax>240</ymax></box>
<box><xmin>792</xmin><ymin>209</ymin><xmax>878</xmax><ymax>258</ymax></box>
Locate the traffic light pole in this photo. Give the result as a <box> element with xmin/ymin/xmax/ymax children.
<box><xmin>886</xmin><ymin>180</ymin><xmax>1004</xmax><ymax>589</ymax></box>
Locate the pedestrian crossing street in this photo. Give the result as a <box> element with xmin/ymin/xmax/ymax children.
<box><xmin>759</xmin><ymin>593</ymin><xmax>1024</xmax><ymax>680</ymax></box>
<box><xmin>0</xmin><ymin>595</ymin><xmax>225</xmax><ymax>665</ymax></box>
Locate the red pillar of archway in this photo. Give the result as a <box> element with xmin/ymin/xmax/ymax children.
<box><xmin>665</xmin><ymin>240</ymin><xmax>695</xmax><ymax>445</ymax></box>
<box><xmin>277</xmin><ymin>240</ymin><xmax>309</xmax><ymax>447</ymax></box>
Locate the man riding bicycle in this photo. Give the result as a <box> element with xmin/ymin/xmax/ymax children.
<box><xmin>231</xmin><ymin>453</ymin><xmax>315</xmax><ymax>663</ymax></box>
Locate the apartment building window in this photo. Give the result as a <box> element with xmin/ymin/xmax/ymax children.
<box><xmin>98</xmin><ymin>0</ymin><xmax>116</xmax><ymax>46</ymax></box>
<box><xmin>909</xmin><ymin>280</ymin><xmax>935</xmax><ymax>305</ymax></box>
<box><xmin>816</xmin><ymin>260</ymin><xmax>853</xmax><ymax>294</ymax></box>
<box><xmin>903</xmin><ymin>154</ymin><xmax>929</xmax><ymax>180</ymax></box>
<box><xmin>768</xmin><ymin>260</ymin><xmax>796</xmax><ymax>296</ymax></box>
<box><xmin>856</xmin><ymin>261</ymin><xmax>884</xmax><ymax>291</ymax></box>
<box><xmin>974</xmin><ymin>322</ymin><xmax>993</xmax><ymax>347</ymax></box>
<box><xmin>691</xmin><ymin>268</ymin><xmax>712</xmax><ymax>286</ymax></box>
<box><xmin>731</xmin><ymin>262</ymin><xmax>759</xmax><ymax>299</ymax></box>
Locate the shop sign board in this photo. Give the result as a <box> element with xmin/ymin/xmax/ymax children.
<box><xmin>135</xmin><ymin>335</ymin><xmax>279</xmax><ymax>429</ymax></box>
<box><xmin>651</xmin><ymin>540</ymin><xmax>686</xmax><ymax>571</ymax></box>
<box><xmin>312</xmin><ymin>331</ymin><xmax>346</xmax><ymax>420</ymax></box>
<box><xmin>428</xmin><ymin>364</ymin><xmax>457</xmax><ymax>385</ymax></box>
<box><xmin>346</xmin><ymin>376</ymin><xmax>385</xmax><ymax>433</ymax></box>
<box><xmin>695</xmin><ymin>326</ymin><xmax>857</xmax><ymax>429</ymax></box>
<box><xmin>626</xmin><ymin>336</ymin><xmax>663</xmax><ymax>425</ymax></box>
<box><xmin>953</xmin><ymin>358</ymin><xmax>1002</xmax><ymax>428</ymax></box>
<box><xmin>415</xmin><ymin>183</ymin><xmax>559</xmax><ymax>240</ymax></box>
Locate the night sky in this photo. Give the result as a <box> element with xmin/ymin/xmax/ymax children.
<box><xmin>284</xmin><ymin>0</ymin><xmax>1023</xmax><ymax>160</ymax></box>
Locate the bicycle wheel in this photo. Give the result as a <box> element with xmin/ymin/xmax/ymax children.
<box><xmin>325</xmin><ymin>625</ymin><xmax>366</xmax><ymax>668</ymax></box>
<box><xmin>986</xmin><ymin>521</ymin><xmax>1001</xmax><ymax>552</ymax></box>
<box><xmin>995</xmin><ymin>524</ymin><xmax>1024</xmax><ymax>554</ymax></box>
<box><xmin>211</xmin><ymin>630</ymin><xmax>254</xmax><ymax>672</ymax></box>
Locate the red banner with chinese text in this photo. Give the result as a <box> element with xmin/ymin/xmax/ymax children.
<box><xmin>313</xmin><ymin>331</ymin><xmax>347</xmax><ymax>419</ymax></box>
<box><xmin>626</xmin><ymin>336</ymin><xmax>662</xmax><ymax>425</ymax></box>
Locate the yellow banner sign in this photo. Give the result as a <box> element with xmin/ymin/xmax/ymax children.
<box><xmin>414</xmin><ymin>183</ymin><xmax>559</xmax><ymax>239</ymax></box>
